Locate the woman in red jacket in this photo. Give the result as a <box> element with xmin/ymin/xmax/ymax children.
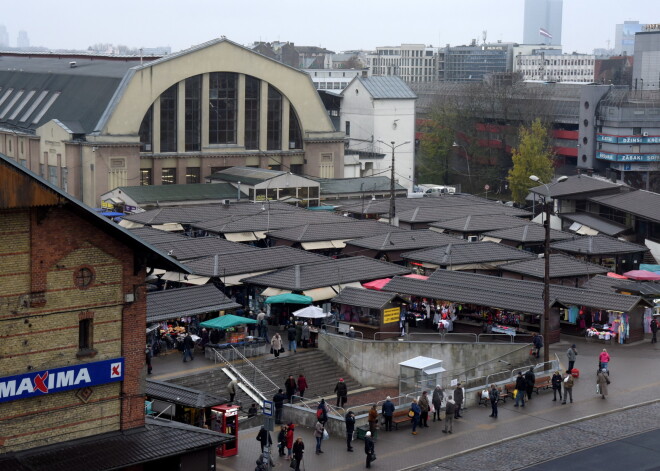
<box><xmin>286</xmin><ymin>423</ymin><xmax>295</xmax><ymax>460</ymax></box>
<box><xmin>297</xmin><ymin>374</ymin><xmax>308</xmax><ymax>398</ymax></box>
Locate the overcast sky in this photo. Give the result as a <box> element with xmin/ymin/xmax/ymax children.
<box><xmin>2</xmin><ymin>0</ymin><xmax>656</xmax><ymax>54</ymax></box>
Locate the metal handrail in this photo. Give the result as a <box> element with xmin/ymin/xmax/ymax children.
<box><xmin>321</xmin><ymin>323</ymin><xmax>364</xmax><ymax>339</ymax></box>
<box><xmin>290</xmin><ymin>394</ymin><xmax>343</xmax><ymax>418</ymax></box>
<box><xmin>212</xmin><ymin>348</ymin><xmax>269</xmax><ymax>403</ymax></box>
<box><xmin>477</xmin><ymin>333</ymin><xmax>515</xmax><ymax>343</ymax></box>
<box><xmin>229</xmin><ymin>344</ymin><xmax>279</xmax><ymax>392</ymax></box>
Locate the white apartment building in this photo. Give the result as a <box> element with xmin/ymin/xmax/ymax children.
<box><xmin>514</xmin><ymin>53</ymin><xmax>596</xmax><ymax>82</ymax></box>
<box><xmin>367</xmin><ymin>44</ymin><xmax>440</xmax><ymax>83</ymax></box>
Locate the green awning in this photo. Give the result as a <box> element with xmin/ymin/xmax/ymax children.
<box><xmin>199</xmin><ymin>314</ymin><xmax>257</xmax><ymax>330</ymax></box>
<box><xmin>264</xmin><ymin>293</ymin><xmax>313</xmax><ymax>304</ymax></box>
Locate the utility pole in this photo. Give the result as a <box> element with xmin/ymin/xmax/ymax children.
<box><xmin>378</xmin><ymin>140</ymin><xmax>410</xmax><ymax>227</ymax></box>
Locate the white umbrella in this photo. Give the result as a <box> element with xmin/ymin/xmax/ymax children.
<box><xmin>293</xmin><ymin>305</ymin><xmax>328</xmax><ymax>319</ymax></box>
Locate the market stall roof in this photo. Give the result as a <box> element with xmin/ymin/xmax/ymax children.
<box><xmin>499</xmin><ymin>254</ymin><xmax>608</xmax><ymax>279</ymax></box>
<box><xmin>146</xmin><ymin>379</ymin><xmax>227</xmax><ymax>408</ymax></box>
<box><xmin>424</xmin><ymin>269</ymin><xmax>648</xmax><ymax>313</ymax></box>
<box><xmin>346</xmin><ymin>229</ymin><xmax>466</xmax><ymax>251</ymax></box>
<box><xmin>334</xmin><ymin>193</ymin><xmax>486</xmax><ymax>216</ymax></box>
<box><xmin>200</xmin><ymin>314</ymin><xmax>258</xmax><ymax>329</ymax></box>
<box><xmin>151</xmin><ymin>236</ymin><xmax>258</xmax><ymax>261</ymax></box>
<box><xmin>428</xmin><ymin>213</ymin><xmax>531</xmax><ymax>234</ymax></box>
<box><xmin>550</xmin><ymin>234</ymin><xmax>649</xmax><ymax>255</ymax></box>
<box><xmin>0</xmin><ymin>416</ymin><xmax>232</xmax><ymax>471</ymax></box>
<box><xmin>184</xmin><ymin>246</ymin><xmax>328</xmax><ymax>278</ymax></box>
<box><xmin>265</xmin><ymin>293</ymin><xmax>313</xmax><ymax>304</ymax></box>
<box><xmin>395</xmin><ymin>203</ymin><xmax>531</xmax><ymax>225</ymax></box>
<box><xmin>560</xmin><ymin>213</ymin><xmax>629</xmax><ymax>237</ymax></box>
<box><xmin>292</xmin><ymin>305</ymin><xmax>328</xmax><ymax>318</ymax></box>
<box><xmin>332</xmin><ymin>287</ymin><xmax>403</xmax><ymax>310</ymax></box>
<box><xmin>401</xmin><ymin>241</ymin><xmax>535</xmax><ymax>267</ymax></box>
<box><xmin>129</xmin><ymin>226</ymin><xmax>188</xmax><ymax>245</ymax></box>
<box><xmin>584</xmin><ymin>274</ymin><xmax>660</xmax><ymax>297</ymax></box>
<box><xmin>241</xmin><ymin>256</ymin><xmax>411</xmax><ymax>290</ymax></box>
<box><xmin>589</xmin><ymin>189</ymin><xmax>660</xmax><ymax>224</ymax></box>
<box><xmin>529</xmin><ymin>174</ymin><xmax>622</xmax><ymax>199</ymax></box>
<box><xmin>113</xmin><ymin>182</ymin><xmax>246</xmax><ymax>205</ymax></box>
<box><xmin>622</xmin><ymin>270</ymin><xmax>660</xmax><ymax>281</ymax></box>
<box><xmin>482</xmin><ymin>224</ymin><xmax>574</xmax><ymax>244</ymax></box>
<box><xmin>267</xmin><ymin>219</ymin><xmax>406</xmax><ymax>244</ymax></box>
<box><xmin>147</xmin><ymin>285</ymin><xmax>240</xmax><ymax>323</ymax></box>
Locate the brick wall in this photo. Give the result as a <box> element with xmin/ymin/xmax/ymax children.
<box><xmin>0</xmin><ymin>207</ymin><xmax>147</xmax><ymax>452</ymax></box>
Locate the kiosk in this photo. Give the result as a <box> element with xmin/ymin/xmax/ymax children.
<box><xmin>212</xmin><ymin>404</ymin><xmax>240</xmax><ymax>457</ymax></box>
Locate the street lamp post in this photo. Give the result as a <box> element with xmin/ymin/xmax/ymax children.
<box><xmin>378</xmin><ymin>140</ymin><xmax>410</xmax><ymax>226</ymax></box>
<box><xmin>452</xmin><ymin>142</ymin><xmax>473</xmax><ymax>194</ymax></box>
<box><xmin>529</xmin><ymin>175</ymin><xmax>567</xmax><ymax>364</ymax></box>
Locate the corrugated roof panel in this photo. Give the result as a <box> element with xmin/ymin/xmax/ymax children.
<box><xmin>0</xmin><ymin>89</ymin><xmax>22</xmax><ymax>119</ymax></box>
<box><xmin>8</xmin><ymin>90</ymin><xmax>35</xmax><ymax>120</ymax></box>
<box><xmin>20</xmin><ymin>90</ymin><xmax>48</xmax><ymax>122</ymax></box>
<box><xmin>0</xmin><ymin>88</ymin><xmax>13</xmax><ymax>108</ymax></box>
<box><xmin>31</xmin><ymin>91</ymin><xmax>60</xmax><ymax>123</ymax></box>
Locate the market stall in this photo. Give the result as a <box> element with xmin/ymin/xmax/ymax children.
<box><xmin>331</xmin><ymin>287</ymin><xmax>407</xmax><ymax>339</ymax></box>
<box><xmin>200</xmin><ymin>314</ymin><xmax>259</xmax><ymax>345</ymax></box>
<box><xmin>146</xmin><ymin>379</ymin><xmax>226</xmax><ymax>428</ymax></box>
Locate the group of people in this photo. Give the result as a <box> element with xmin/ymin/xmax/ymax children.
<box><xmin>269</xmin><ymin>320</ymin><xmax>313</xmax><ymax>358</ymax></box>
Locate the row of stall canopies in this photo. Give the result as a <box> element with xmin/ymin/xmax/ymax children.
<box><xmin>608</xmin><ymin>269</ymin><xmax>660</xmax><ymax>281</ymax></box>
<box><xmin>363</xmin><ymin>274</ymin><xmax>429</xmax><ymax>290</ymax></box>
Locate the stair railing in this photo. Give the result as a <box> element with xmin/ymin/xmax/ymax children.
<box><xmin>211</xmin><ymin>347</ymin><xmax>269</xmax><ymax>404</ymax></box>
<box><xmin>228</xmin><ymin>344</ymin><xmax>280</xmax><ymax>396</ymax></box>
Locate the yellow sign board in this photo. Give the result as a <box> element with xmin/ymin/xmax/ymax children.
<box><xmin>383</xmin><ymin>307</ymin><xmax>401</xmax><ymax>324</ymax></box>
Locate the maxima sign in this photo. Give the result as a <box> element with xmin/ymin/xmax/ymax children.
<box><xmin>0</xmin><ymin>358</ymin><xmax>124</xmax><ymax>404</ymax></box>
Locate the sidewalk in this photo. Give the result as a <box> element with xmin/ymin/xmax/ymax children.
<box><xmin>214</xmin><ymin>334</ymin><xmax>660</xmax><ymax>470</ymax></box>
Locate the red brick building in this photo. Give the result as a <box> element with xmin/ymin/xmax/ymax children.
<box><xmin>0</xmin><ymin>153</ymin><xmax>230</xmax><ymax>470</ymax></box>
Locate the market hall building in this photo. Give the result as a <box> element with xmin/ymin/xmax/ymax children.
<box><xmin>0</xmin><ymin>153</ymin><xmax>231</xmax><ymax>470</ymax></box>
<box><xmin>0</xmin><ymin>38</ymin><xmax>344</xmax><ymax>207</ymax></box>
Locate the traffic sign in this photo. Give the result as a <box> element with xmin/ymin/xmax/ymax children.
<box><xmin>262</xmin><ymin>400</ymin><xmax>273</xmax><ymax>417</ymax></box>
<box><xmin>484</xmin><ymin>184</ymin><xmax>490</xmax><ymax>191</ymax></box>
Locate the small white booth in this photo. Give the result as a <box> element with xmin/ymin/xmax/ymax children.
<box><xmin>399</xmin><ymin>356</ymin><xmax>446</xmax><ymax>396</ymax></box>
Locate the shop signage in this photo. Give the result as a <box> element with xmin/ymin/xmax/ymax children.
<box><xmin>597</xmin><ymin>152</ymin><xmax>660</xmax><ymax>162</ymax></box>
<box><xmin>597</xmin><ymin>134</ymin><xmax>660</xmax><ymax>144</ymax></box>
<box><xmin>383</xmin><ymin>307</ymin><xmax>401</xmax><ymax>324</ymax></box>
<box><xmin>101</xmin><ymin>201</ymin><xmax>114</xmax><ymax>209</ymax></box>
<box><xmin>0</xmin><ymin>358</ymin><xmax>124</xmax><ymax>404</ymax></box>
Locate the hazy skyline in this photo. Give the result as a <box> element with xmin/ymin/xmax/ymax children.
<box><xmin>3</xmin><ymin>0</ymin><xmax>656</xmax><ymax>54</ymax></box>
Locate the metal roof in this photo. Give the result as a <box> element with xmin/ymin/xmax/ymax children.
<box><xmin>146</xmin><ymin>379</ymin><xmax>226</xmax><ymax>408</ymax></box>
<box><xmin>147</xmin><ymin>284</ymin><xmax>240</xmax><ymax>322</ymax></box>
<box><xmin>128</xmin><ymin>227</ymin><xmax>189</xmax><ymax>245</ymax></box>
<box><xmin>184</xmin><ymin>246</ymin><xmax>328</xmax><ymax>277</ymax></box>
<box><xmin>589</xmin><ymin>190</ymin><xmax>660</xmax><ymax>223</ymax></box>
<box><xmin>115</xmin><ymin>183</ymin><xmax>246</xmax><ymax>204</ymax></box>
<box><xmin>316</xmin><ymin>176</ymin><xmax>406</xmax><ymax>195</ymax></box>
<box><xmin>560</xmin><ymin>212</ymin><xmax>629</xmax><ymax>236</ymax></box>
<box><xmin>194</xmin><ymin>209</ymin><xmax>351</xmax><ymax>234</ymax></box>
<box><xmin>550</xmin><ymin>234</ymin><xmax>648</xmax><ymax>255</ymax></box>
<box><xmin>401</xmin><ymin>241</ymin><xmax>536</xmax><ymax>266</ymax></box>
<box><xmin>429</xmin><ymin>213</ymin><xmax>531</xmax><ymax>233</ymax></box>
<box><xmin>346</xmin><ymin>229</ymin><xmax>467</xmax><ymax>251</ymax></box>
<box><xmin>351</xmin><ymin>76</ymin><xmax>417</xmax><ymax>99</ymax></box>
<box><xmin>151</xmin><ymin>237</ymin><xmax>258</xmax><ymax>261</ymax></box>
<box><xmin>397</xmin><ymin>203</ymin><xmax>531</xmax><ymax>224</ymax></box>
<box><xmin>207</xmin><ymin>166</ymin><xmax>290</xmax><ymax>185</ymax></box>
<box><xmin>241</xmin><ymin>256</ymin><xmax>411</xmax><ymax>290</ymax></box>
<box><xmin>483</xmin><ymin>224</ymin><xmax>574</xmax><ymax>243</ymax></box>
<box><xmin>584</xmin><ymin>274</ymin><xmax>660</xmax><ymax>297</ymax></box>
<box><xmin>331</xmin><ymin>287</ymin><xmax>400</xmax><ymax>309</ymax></box>
<box><xmin>334</xmin><ymin>194</ymin><xmax>490</xmax><ymax>215</ymax></box>
<box><xmin>499</xmin><ymin>253</ymin><xmax>609</xmax><ymax>278</ymax></box>
<box><xmin>267</xmin><ymin>219</ymin><xmax>405</xmax><ymax>243</ymax></box>
<box><xmin>529</xmin><ymin>174</ymin><xmax>622</xmax><ymax>198</ymax></box>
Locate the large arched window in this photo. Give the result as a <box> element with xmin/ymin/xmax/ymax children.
<box><xmin>289</xmin><ymin>104</ymin><xmax>303</xmax><ymax>150</ymax></box>
<box><xmin>267</xmin><ymin>85</ymin><xmax>282</xmax><ymax>150</ymax></box>
<box><xmin>185</xmin><ymin>75</ymin><xmax>202</xmax><ymax>151</ymax></box>
<box><xmin>244</xmin><ymin>75</ymin><xmax>260</xmax><ymax>150</ymax></box>
<box><xmin>209</xmin><ymin>72</ymin><xmax>237</xmax><ymax>145</ymax></box>
<box><xmin>160</xmin><ymin>84</ymin><xmax>178</xmax><ymax>152</ymax></box>
<box><xmin>138</xmin><ymin>105</ymin><xmax>153</xmax><ymax>152</ymax></box>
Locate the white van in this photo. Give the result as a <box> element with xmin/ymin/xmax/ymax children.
<box><xmin>423</xmin><ymin>185</ymin><xmax>456</xmax><ymax>196</ymax></box>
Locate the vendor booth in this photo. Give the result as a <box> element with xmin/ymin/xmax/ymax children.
<box><xmin>331</xmin><ymin>287</ymin><xmax>406</xmax><ymax>339</ymax></box>
<box><xmin>399</xmin><ymin>356</ymin><xmax>446</xmax><ymax>397</ymax></box>
<box><xmin>146</xmin><ymin>379</ymin><xmax>226</xmax><ymax>429</ymax></box>
<box><xmin>199</xmin><ymin>314</ymin><xmax>267</xmax><ymax>358</ymax></box>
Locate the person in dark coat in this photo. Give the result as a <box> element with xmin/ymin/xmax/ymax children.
<box><xmin>410</xmin><ymin>399</ymin><xmax>421</xmax><ymax>435</ymax></box>
<box><xmin>145</xmin><ymin>345</ymin><xmax>152</xmax><ymax>374</ymax></box>
<box><xmin>651</xmin><ymin>317</ymin><xmax>658</xmax><ymax>344</ymax></box>
<box><xmin>285</xmin><ymin>375</ymin><xmax>297</xmax><ymax>403</ymax></box>
<box><xmin>364</xmin><ymin>431</ymin><xmax>375</xmax><ymax>468</ymax></box>
<box><xmin>182</xmin><ymin>332</ymin><xmax>194</xmax><ymax>362</ymax></box>
<box><xmin>551</xmin><ymin>370</ymin><xmax>563</xmax><ymax>401</ymax></box>
<box><xmin>335</xmin><ymin>378</ymin><xmax>348</xmax><ymax>408</ymax></box>
<box><xmin>297</xmin><ymin>374</ymin><xmax>308</xmax><ymax>398</ymax></box>
<box><xmin>431</xmin><ymin>386</ymin><xmax>443</xmax><ymax>422</ymax></box>
<box><xmin>345</xmin><ymin>410</ymin><xmax>356</xmax><ymax>452</ymax></box>
<box><xmin>256</xmin><ymin>426</ymin><xmax>273</xmax><ymax>452</ymax></box>
<box><xmin>453</xmin><ymin>384</ymin><xmax>464</xmax><ymax>419</ymax></box>
<box><xmin>567</xmin><ymin>344</ymin><xmax>578</xmax><ymax>374</ymax></box>
<box><xmin>273</xmin><ymin>389</ymin><xmax>286</xmax><ymax>424</ymax></box>
<box><xmin>532</xmin><ymin>333</ymin><xmax>543</xmax><ymax>358</ymax></box>
<box><xmin>418</xmin><ymin>391</ymin><xmax>430</xmax><ymax>427</ymax></box>
<box><xmin>381</xmin><ymin>396</ymin><xmax>395</xmax><ymax>431</ymax></box>
<box><xmin>443</xmin><ymin>397</ymin><xmax>455</xmax><ymax>434</ymax></box>
<box><xmin>316</xmin><ymin>399</ymin><xmax>328</xmax><ymax>425</ymax></box>
<box><xmin>277</xmin><ymin>425</ymin><xmax>287</xmax><ymax>457</ymax></box>
<box><xmin>287</xmin><ymin>324</ymin><xmax>297</xmax><ymax>353</ymax></box>
<box><xmin>524</xmin><ymin>367</ymin><xmax>536</xmax><ymax>400</ymax></box>
<box><xmin>292</xmin><ymin>438</ymin><xmax>305</xmax><ymax>471</ymax></box>
<box><xmin>514</xmin><ymin>372</ymin><xmax>526</xmax><ymax>407</ymax></box>
<box><xmin>488</xmin><ymin>383</ymin><xmax>499</xmax><ymax>418</ymax></box>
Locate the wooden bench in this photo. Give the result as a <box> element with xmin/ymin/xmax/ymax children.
<box><xmin>391</xmin><ymin>410</ymin><xmax>412</xmax><ymax>429</ymax></box>
<box><xmin>477</xmin><ymin>386</ymin><xmax>509</xmax><ymax>406</ymax></box>
<box><xmin>504</xmin><ymin>377</ymin><xmax>551</xmax><ymax>397</ymax></box>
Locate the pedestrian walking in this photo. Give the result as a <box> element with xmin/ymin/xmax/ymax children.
<box><xmin>273</xmin><ymin>388</ymin><xmax>286</xmax><ymax>424</ymax></box>
<box><xmin>287</xmin><ymin>323</ymin><xmax>297</xmax><ymax>353</ymax></box>
<box><xmin>297</xmin><ymin>374</ymin><xmax>308</xmax><ymax>398</ymax></box>
<box><xmin>488</xmin><ymin>383</ymin><xmax>499</xmax><ymax>418</ymax></box>
<box><xmin>381</xmin><ymin>396</ymin><xmax>395</xmax><ymax>431</ymax></box>
<box><xmin>453</xmin><ymin>383</ymin><xmax>464</xmax><ymax>418</ymax></box>
<box><xmin>567</xmin><ymin>344</ymin><xmax>578</xmax><ymax>373</ymax></box>
<box><xmin>227</xmin><ymin>378</ymin><xmax>239</xmax><ymax>403</ymax></box>
<box><xmin>410</xmin><ymin>399</ymin><xmax>421</xmax><ymax>435</ymax></box>
<box><xmin>345</xmin><ymin>410</ymin><xmax>356</xmax><ymax>452</ymax></box>
<box><xmin>285</xmin><ymin>375</ymin><xmax>297</xmax><ymax>403</ymax></box>
<box><xmin>442</xmin><ymin>397</ymin><xmax>455</xmax><ymax>434</ymax></box>
<box><xmin>302</xmin><ymin>322</ymin><xmax>311</xmax><ymax>348</ymax></box>
<box><xmin>551</xmin><ymin>370</ymin><xmax>563</xmax><ymax>402</ymax></box>
<box><xmin>597</xmin><ymin>368</ymin><xmax>610</xmax><ymax>399</ymax></box>
<box><xmin>145</xmin><ymin>345</ymin><xmax>152</xmax><ymax>375</ymax></box>
<box><xmin>368</xmin><ymin>404</ymin><xmax>378</xmax><ymax>435</ymax></box>
<box><xmin>314</xmin><ymin>420</ymin><xmax>325</xmax><ymax>454</ymax></box>
<box><xmin>335</xmin><ymin>378</ymin><xmax>348</xmax><ymax>408</ymax></box>
<box><xmin>257</xmin><ymin>310</ymin><xmax>268</xmax><ymax>341</ymax></box>
<box><xmin>364</xmin><ymin>431</ymin><xmax>375</xmax><ymax>468</ymax></box>
<box><xmin>651</xmin><ymin>317</ymin><xmax>658</xmax><ymax>343</ymax></box>
<box><xmin>271</xmin><ymin>332</ymin><xmax>283</xmax><ymax>358</ymax></box>
<box><xmin>431</xmin><ymin>385</ymin><xmax>444</xmax><ymax>422</ymax></box>
<box><xmin>247</xmin><ymin>403</ymin><xmax>258</xmax><ymax>418</ymax></box>
<box><xmin>277</xmin><ymin>425</ymin><xmax>287</xmax><ymax>457</ymax></box>
<box><xmin>561</xmin><ymin>372</ymin><xmax>574</xmax><ymax>404</ymax></box>
<box><xmin>316</xmin><ymin>399</ymin><xmax>328</xmax><ymax>425</ymax></box>
<box><xmin>599</xmin><ymin>348</ymin><xmax>610</xmax><ymax>372</ymax></box>
<box><xmin>532</xmin><ymin>333</ymin><xmax>543</xmax><ymax>358</ymax></box>
<box><xmin>524</xmin><ymin>367</ymin><xmax>536</xmax><ymax>400</ymax></box>
<box><xmin>514</xmin><ymin>372</ymin><xmax>526</xmax><ymax>407</ymax></box>
<box><xmin>292</xmin><ymin>438</ymin><xmax>305</xmax><ymax>471</ymax></box>
<box><xmin>182</xmin><ymin>332</ymin><xmax>194</xmax><ymax>362</ymax></box>
<box><xmin>418</xmin><ymin>391</ymin><xmax>430</xmax><ymax>427</ymax></box>
<box><xmin>257</xmin><ymin>425</ymin><xmax>273</xmax><ymax>452</ymax></box>
<box><xmin>286</xmin><ymin>423</ymin><xmax>295</xmax><ymax>460</ymax></box>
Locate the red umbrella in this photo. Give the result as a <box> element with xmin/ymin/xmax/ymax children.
<box><xmin>606</xmin><ymin>272</ymin><xmax>628</xmax><ymax>279</ymax></box>
<box><xmin>622</xmin><ymin>270</ymin><xmax>660</xmax><ymax>281</ymax></box>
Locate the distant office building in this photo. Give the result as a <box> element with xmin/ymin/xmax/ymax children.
<box><xmin>0</xmin><ymin>25</ymin><xmax>8</xmax><ymax>48</ymax></box>
<box><xmin>615</xmin><ymin>21</ymin><xmax>645</xmax><ymax>55</ymax></box>
<box><xmin>443</xmin><ymin>42</ymin><xmax>514</xmax><ymax>82</ymax></box>
<box><xmin>632</xmin><ymin>26</ymin><xmax>660</xmax><ymax>91</ymax></box>
<box><xmin>16</xmin><ymin>30</ymin><xmax>29</xmax><ymax>48</ymax></box>
<box><xmin>523</xmin><ymin>0</ymin><xmax>563</xmax><ymax>46</ymax></box>
<box><xmin>367</xmin><ymin>44</ymin><xmax>441</xmax><ymax>83</ymax></box>
<box><xmin>515</xmin><ymin>52</ymin><xmax>595</xmax><ymax>82</ymax></box>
